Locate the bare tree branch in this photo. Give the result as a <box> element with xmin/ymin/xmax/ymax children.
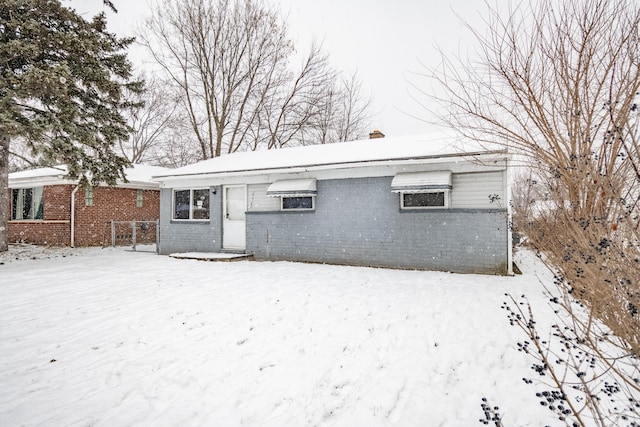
<box><xmin>138</xmin><ymin>0</ymin><xmax>376</xmax><ymax>158</ymax></box>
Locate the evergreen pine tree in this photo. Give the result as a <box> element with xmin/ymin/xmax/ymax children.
<box><xmin>0</xmin><ymin>0</ymin><xmax>141</xmax><ymax>251</ymax></box>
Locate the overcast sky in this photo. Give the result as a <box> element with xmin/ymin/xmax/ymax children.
<box><xmin>67</xmin><ymin>0</ymin><xmax>486</xmax><ymax>138</ymax></box>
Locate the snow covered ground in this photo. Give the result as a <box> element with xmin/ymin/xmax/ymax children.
<box><xmin>0</xmin><ymin>244</ymin><xmax>562</xmax><ymax>426</ymax></box>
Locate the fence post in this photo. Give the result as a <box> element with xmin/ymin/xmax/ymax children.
<box><xmin>131</xmin><ymin>221</ymin><xmax>136</xmax><ymax>251</ymax></box>
<box><xmin>111</xmin><ymin>220</ymin><xmax>116</xmax><ymax>247</ymax></box>
<box><xmin>155</xmin><ymin>220</ymin><xmax>160</xmax><ymax>254</ymax></box>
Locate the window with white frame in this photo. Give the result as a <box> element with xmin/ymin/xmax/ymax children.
<box><xmin>12</xmin><ymin>187</ymin><xmax>44</xmax><ymax>220</ymax></box>
<box><xmin>391</xmin><ymin>171</ymin><xmax>452</xmax><ymax>210</ymax></box>
<box><xmin>267</xmin><ymin>178</ymin><xmax>317</xmax><ymax>211</ymax></box>
<box><xmin>173</xmin><ymin>189</ymin><xmax>210</xmax><ymax>220</ymax></box>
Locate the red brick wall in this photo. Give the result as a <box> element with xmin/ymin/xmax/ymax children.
<box><xmin>74</xmin><ymin>187</ymin><xmax>160</xmax><ymax>247</ymax></box>
<box><xmin>8</xmin><ymin>185</ymin><xmax>160</xmax><ymax>247</ymax></box>
<box><xmin>8</xmin><ymin>185</ymin><xmax>73</xmax><ymax>246</ymax></box>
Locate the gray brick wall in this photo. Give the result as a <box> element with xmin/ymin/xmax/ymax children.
<box><xmin>157</xmin><ymin>187</ymin><xmax>222</xmax><ymax>254</ymax></box>
<box><xmin>246</xmin><ymin>177</ymin><xmax>509</xmax><ymax>274</ymax></box>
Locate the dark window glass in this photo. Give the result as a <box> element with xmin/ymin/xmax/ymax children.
<box><xmin>282</xmin><ymin>196</ymin><xmax>313</xmax><ymax>210</ymax></box>
<box><xmin>11</xmin><ymin>187</ymin><xmax>43</xmax><ymax>220</ymax></box>
<box><xmin>22</xmin><ymin>188</ymin><xmax>33</xmax><ymax>218</ymax></box>
<box><xmin>11</xmin><ymin>189</ymin><xmax>19</xmax><ymax>219</ymax></box>
<box><xmin>192</xmin><ymin>189</ymin><xmax>210</xmax><ymax>220</ymax></box>
<box><xmin>174</xmin><ymin>190</ymin><xmax>191</xmax><ymax>219</ymax></box>
<box><xmin>403</xmin><ymin>192</ymin><xmax>445</xmax><ymax>208</ymax></box>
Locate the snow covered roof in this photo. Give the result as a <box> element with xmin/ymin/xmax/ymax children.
<box><xmin>9</xmin><ymin>164</ymin><xmax>171</xmax><ymax>189</ymax></box>
<box><xmin>120</xmin><ymin>165</ymin><xmax>173</xmax><ymax>186</ymax></box>
<box><xmin>9</xmin><ymin>165</ymin><xmax>69</xmax><ymax>181</ymax></box>
<box><xmin>153</xmin><ymin>133</ymin><xmax>507</xmax><ymax>181</ymax></box>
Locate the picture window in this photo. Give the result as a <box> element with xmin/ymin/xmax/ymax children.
<box><xmin>11</xmin><ymin>187</ymin><xmax>44</xmax><ymax>220</ymax></box>
<box><xmin>173</xmin><ymin>189</ymin><xmax>210</xmax><ymax>220</ymax></box>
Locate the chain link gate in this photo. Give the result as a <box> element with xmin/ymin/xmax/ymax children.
<box><xmin>110</xmin><ymin>220</ymin><xmax>159</xmax><ymax>253</ymax></box>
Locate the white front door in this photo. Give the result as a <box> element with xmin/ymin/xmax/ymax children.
<box><xmin>223</xmin><ymin>185</ymin><xmax>246</xmax><ymax>250</ymax></box>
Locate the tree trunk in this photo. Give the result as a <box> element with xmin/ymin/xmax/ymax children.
<box><xmin>0</xmin><ymin>133</ymin><xmax>9</xmax><ymax>252</ymax></box>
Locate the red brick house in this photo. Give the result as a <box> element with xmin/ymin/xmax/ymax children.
<box><xmin>7</xmin><ymin>165</ymin><xmax>168</xmax><ymax>247</ymax></box>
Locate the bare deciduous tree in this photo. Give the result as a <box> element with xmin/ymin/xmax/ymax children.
<box><xmin>334</xmin><ymin>71</ymin><xmax>375</xmax><ymax>142</ymax></box>
<box><xmin>307</xmin><ymin>71</ymin><xmax>374</xmax><ymax>145</ymax></box>
<box><xmin>118</xmin><ymin>74</ymin><xmax>183</xmax><ymax>164</ymax></box>
<box><xmin>425</xmin><ymin>0</ymin><xmax>639</xmax><ymax>223</ymax></box>
<box><xmin>260</xmin><ymin>43</ymin><xmax>336</xmax><ymax>149</ymax></box>
<box><xmin>144</xmin><ymin>129</ymin><xmax>202</xmax><ymax>168</ymax></box>
<box><xmin>418</xmin><ymin>0</ymin><xmax>640</xmax><ymax>424</ymax></box>
<box><xmin>117</xmin><ymin>73</ymin><xmax>208</xmax><ymax>168</ymax></box>
<box><xmin>140</xmin><ymin>0</ymin><xmax>331</xmax><ymax>158</ymax></box>
<box><xmin>138</xmin><ymin>0</ymin><xmax>374</xmax><ymax>158</ymax></box>
<box><xmin>425</xmin><ymin>0</ymin><xmax>640</xmax><ymax>343</ymax></box>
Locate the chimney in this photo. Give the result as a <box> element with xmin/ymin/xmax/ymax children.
<box><xmin>369</xmin><ymin>129</ymin><xmax>385</xmax><ymax>139</ymax></box>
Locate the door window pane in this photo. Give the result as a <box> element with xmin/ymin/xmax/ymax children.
<box><xmin>226</xmin><ymin>187</ymin><xmax>245</xmax><ymax>220</ymax></box>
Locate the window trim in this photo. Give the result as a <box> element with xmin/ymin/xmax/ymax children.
<box><xmin>399</xmin><ymin>190</ymin><xmax>450</xmax><ymax>210</ymax></box>
<box><xmin>172</xmin><ymin>188</ymin><xmax>211</xmax><ymax>221</ymax></box>
<box><xmin>281</xmin><ymin>195</ymin><xmax>315</xmax><ymax>211</ymax></box>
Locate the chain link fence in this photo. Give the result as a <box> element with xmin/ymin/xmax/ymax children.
<box><xmin>110</xmin><ymin>220</ymin><xmax>159</xmax><ymax>253</ymax></box>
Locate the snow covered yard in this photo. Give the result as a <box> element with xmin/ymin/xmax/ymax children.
<box><xmin>0</xmin><ymin>245</ymin><xmax>560</xmax><ymax>426</ymax></box>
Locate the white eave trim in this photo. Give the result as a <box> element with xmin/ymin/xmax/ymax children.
<box><xmin>152</xmin><ymin>151</ymin><xmax>508</xmax><ymax>181</ymax></box>
<box><xmin>8</xmin><ymin>177</ymin><xmax>72</xmax><ymax>188</ymax></box>
<box><xmin>267</xmin><ymin>178</ymin><xmax>317</xmax><ymax>197</ymax></box>
<box><xmin>391</xmin><ymin>171</ymin><xmax>452</xmax><ymax>193</ymax></box>
<box><xmin>114</xmin><ymin>181</ymin><xmax>161</xmax><ymax>190</ymax></box>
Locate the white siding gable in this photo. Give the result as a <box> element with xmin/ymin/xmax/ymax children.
<box><xmin>248</xmin><ymin>184</ymin><xmax>279</xmax><ymax>211</ymax></box>
<box><xmin>451</xmin><ymin>171</ymin><xmax>506</xmax><ymax>209</ymax></box>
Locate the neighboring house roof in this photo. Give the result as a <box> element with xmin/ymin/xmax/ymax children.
<box><xmin>9</xmin><ymin>164</ymin><xmax>171</xmax><ymax>189</ymax></box>
<box><xmin>153</xmin><ymin>133</ymin><xmax>507</xmax><ymax>182</ymax></box>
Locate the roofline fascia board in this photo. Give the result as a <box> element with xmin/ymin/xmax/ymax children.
<box><xmin>114</xmin><ymin>182</ymin><xmax>161</xmax><ymax>190</ymax></box>
<box><xmin>9</xmin><ymin>177</ymin><xmax>159</xmax><ymax>190</ymax></box>
<box><xmin>8</xmin><ymin>177</ymin><xmax>72</xmax><ymax>188</ymax></box>
<box><xmin>153</xmin><ymin>150</ymin><xmax>509</xmax><ymax>182</ymax></box>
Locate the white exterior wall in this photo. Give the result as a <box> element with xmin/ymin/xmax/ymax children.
<box><xmin>451</xmin><ymin>171</ymin><xmax>506</xmax><ymax>209</ymax></box>
<box><xmin>248</xmin><ymin>184</ymin><xmax>279</xmax><ymax>211</ymax></box>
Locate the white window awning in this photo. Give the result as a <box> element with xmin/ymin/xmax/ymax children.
<box><xmin>267</xmin><ymin>178</ymin><xmax>317</xmax><ymax>197</ymax></box>
<box><xmin>391</xmin><ymin>171</ymin><xmax>452</xmax><ymax>193</ymax></box>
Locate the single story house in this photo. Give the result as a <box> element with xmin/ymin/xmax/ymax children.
<box><xmin>7</xmin><ymin>164</ymin><xmax>169</xmax><ymax>247</ymax></box>
<box><xmin>153</xmin><ymin>133</ymin><xmax>512</xmax><ymax>275</ymax></box>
